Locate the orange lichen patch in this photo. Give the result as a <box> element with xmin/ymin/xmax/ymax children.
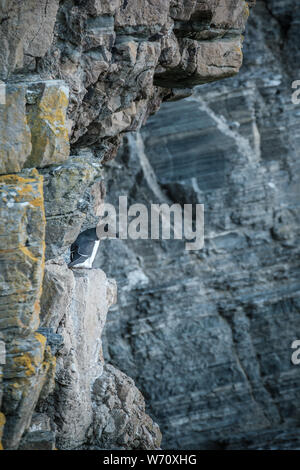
<box><xmin>0</xmin><ymin>413</ymin><xmax>5</xmax><ymax>427</ymax></box>
<box><xmin>33</xmin><ymin>297</ymin><xmax>41</xmax><ymax>319</ymax></box>
<box><xmin>34</xmin><ymin>332</ymin><xmax>47</xmax><ymax>350</ymax></box>
<box><xmin>0</xmin><ymin>412</ymin><xmax>5</xmax><ymax>450</ymax></box>
<box><xmin>0</xmin><ymin>172</ymin><xmax>45</xmax><ymax>215</ymax></box>
<box><xmin>26</xmin><ymin>84</ymin><xmax>70</xmax><ymax>168</ymax></box>
<box><xmin>0</xmin><ymin>168</ymin><xmax>46</xmax><ymax>332</ymax></box>
<box><xmin>15</xmin><ymin>177</ymin><xmax>44</xmax><ymax>207</ymax></box>
<box><xmin>235</xmin><ymin>44</ymin><xmax>243</xmax><ymax>55</ymax></box>
<box><xmin>244</xmin><ymin>2</ymin><xmax>250</xmax><ymax>18</ymax></box>
<box><xmin>0</xmin><ymin>413</ymin><xmax>4</xmax><ymax>450</ymax></box>
<box><xmin>14</xmin><ymin>353</ymin><xmax>36</xmax><ymax>377</ymax></box>
<box><xmin>29</xmin><ymin>196</ymin><xmax>44</xmax><ymax>209</ymax></box>
<box><xmin>0</xmin><ymin>170</ymin><xmax>41</xmax><ymax>185</ymax></box>
<box><xmin>0</xmin><ymin>248</ymin><xmax>16</xmax><ymax>255</ymax></box>
<box><xmin>29</xmin><ymin>169</ymin><xmax>39</xmax><ymax>178</ymax></box>
<box><xmin>0</xmin><ymin>169</ymin><xmax>39</xmax><ymax>186</ymax></box>
<box><xmin>10</xmin><ymin>382</ymin><xmax>21</xmax><ymax>389</ymax></box>
<box><xmin>19</xmin><ymin>245</ymin><xmax>39</xmax><ymax>263</ymax></box>
<box><xmin>43</xmin><ymin>348</ymin><xmax>56</xmax><ymax>375</ymax></box>
<box><xmin>0</xmin><ymin>175</ymin><xmax>31</xmax><ymax>186</ymax></box>
<box><xmin>38</xmin><ymin>88</ymin><xmax>69</xmax><ymax>139</ymax></box>
<box><xmin>15</xmin><ymin>185</ymin><xmax>34</xmax><ymax>196</ymax></box>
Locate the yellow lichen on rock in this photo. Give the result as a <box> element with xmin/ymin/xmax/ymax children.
<box><xmin>0</xmin><ymin>84</ymin><xmax>32</xmax><ymax>175</ymax></box>
<box><xmin>26</xmin><ymin>81</ymin><xmax>70</xmax><ymax>168</ymax></box>
<box><xmin>2</xmin><ymin>333</ymin><xmax>56</xmax><ymax>449</ymax></box>
<box><xmin>0</xmin><ymin>413</ymin><xmax>6</xmax><ymax>450</ymax></box>
<box><xmin>0</xmin><ymin>81</ymin><xmax>70</xmax><ymax>175</ymax></box>
<box><xmin>34</xmin><ymin>332</ymin><xmax>47</xmax><ymax>351</ymax></box>
<box><xmin>0</xmin><ymin>81</ymin><xmax>70</xmax><ymax>449</ymax></box>
<box><xmin>0</xmin><ymin>170</ymin><xmax>45</xmax><ymax>333</ymax></box>
<box><xmin>0</xmin><ymin>165</ymin><xmax>56</xmax><ymax>449</ymax></box>
<box><xmin>14</xmin><ymin>353</ymin><xmax>36</xmax><ymax>377</ymax></box>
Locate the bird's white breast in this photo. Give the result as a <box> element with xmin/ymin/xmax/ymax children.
<box><xmin>89</xmin><ymin>240</ymin><xmax>100</xmax><ymax>266</ymax></box>
<box><xmin>74</xmin><ymin>240</ymin><xmax>100</xmax><ymax>269</ymax></box>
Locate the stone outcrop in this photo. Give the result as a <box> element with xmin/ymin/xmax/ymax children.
<box><xmin>90</xmin><ymin>364</ymin><xmax>162</xmax><ymax>450</ymax></box>
<box><xmin>41</xmin><ymin>152</ymin><xmax>104</xmax><ymax>259</ymax></box>
<box><xmin>34</xmin><ymin>260</ymin><xmax>161</xmax><ymax>450</ymax></box>
<box><xmin>0</xmin><ymin>168</ymin><xmax>57</xmax><ymax>450</ymax></box>
<box><xmin>1</xmin><ymin>0</ymin><xmax>251</xmax><ymax>153</ymax></box>
<box><xmin>0</xmin><ymin>80</ymin><xmax>69</xmax><ymax>175</ymax></box>
<box><xmin>0</xmin><ymin>1</ymin><xmax>60</xmax><ymax>80</ymax></box>
<box><xmin>0</xmin><ymin>0</ymin><xmax>255</xmax><ymax>450</ymax></box>
<box><xmin>39</xmin><ymin>261</ymin><xmax>115</xmax><ymax>449</ymax></box>
<box><xmin>0</xmin><ymin>170</ymin><xmax>45</xmax><ymax>334</ymax></box>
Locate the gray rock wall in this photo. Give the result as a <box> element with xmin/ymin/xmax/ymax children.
<box><xmin>0</xmin><ymin>0</ymin><xmax>254</xmax><ymax>450</ymax></box>
<box><xmin>95</xmin><ymin>0</ymin><xmax>300</xmax><ymax>449</ymax></box>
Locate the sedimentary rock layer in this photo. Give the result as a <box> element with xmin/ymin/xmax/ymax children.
<box><xmin>0</xmin><ymin>0</ymin><xmax>255</xmax><ymax>450</ymax></box>
<box><xmin>96</xmin><ymin>0</ymin><xmax>300</xmax><ymax>449</ymax></box>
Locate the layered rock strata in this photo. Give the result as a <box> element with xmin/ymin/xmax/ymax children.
<box><xmin>95</xmin><ymin>0</ymin><xmax>300</xmax><ymax>450</ymax></box>
<box><xmin>0</xmin><ymin>0</ymin><xmax>254</xmax><ymax>450</ymax></box>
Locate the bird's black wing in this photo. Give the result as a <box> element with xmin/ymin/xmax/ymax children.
<box><xmin>68</xmin><ymin>238</ymin><xmax>96</xmax><ymax>267</ymax></box>
<box><xmin>76</xmin><ymin>238</ymin><xmax>96</xmax><ymax>257</ymax></box>
<box><xmin>68</xmin><ymin>228</ymin><xmax>98</xmax><ymax>268</ymax></box>
<box><xmin>70</xmin><ymin>240</ymin><xmax>79</xmax><ymax>262</ymax></box>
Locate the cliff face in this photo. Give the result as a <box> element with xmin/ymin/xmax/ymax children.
<box><xmin>95</xmin><ymin>0</ymin><xmax>300</xmax><ymax>449</ymax></box>
<box><xmin>0</xmin><ymin>1</ymin><xmax>253</xmax><ymax>450</ymax></box>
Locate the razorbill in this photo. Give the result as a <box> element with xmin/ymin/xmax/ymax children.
<box><xmin>68</xmin><ymin>227</ymin><xmax>100</xmax><ymax>269</ymax></box>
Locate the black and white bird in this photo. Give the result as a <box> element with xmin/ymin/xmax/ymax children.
<box><xmin>68</xmin><ymin>227</ymin><xmax>100</xmax><ymax>269</ymax></box>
